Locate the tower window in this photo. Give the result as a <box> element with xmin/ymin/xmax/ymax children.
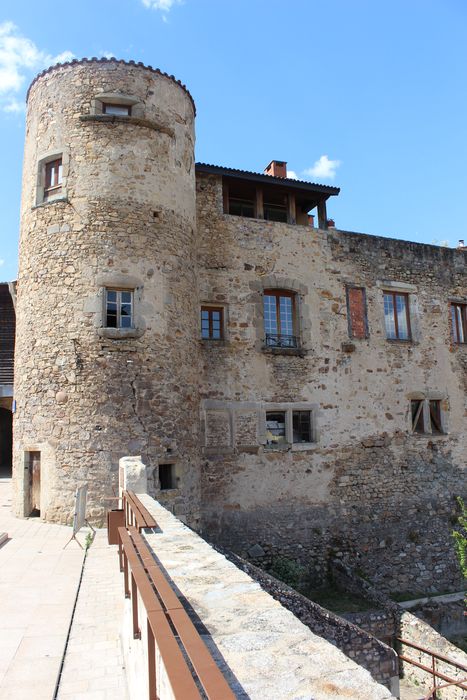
<box><xmin>44</xmin><ymin>158</ymin><xmax>63</xmax><ymax>200</ymax></box>
<box><xmin>410</xmin><ymin>397</ymin><xmax>446</xmax><ymax>435</ymax></box>
<box><xmin>102</xmin><ymin>103</ymin><xmax>131</xmax><ymax>116</ymax></box>
<box><xmin>105</xmin><ymin>289</ymin><xmax>134</xmax><ymax>329</ymax></box>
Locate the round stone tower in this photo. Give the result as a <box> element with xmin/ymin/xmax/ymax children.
<box><xmin>13</xmin><ymin>58</ymin><xmax>201</xmax><ymax>525</ymax></box>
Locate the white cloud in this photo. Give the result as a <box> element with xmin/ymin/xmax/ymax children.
<box><xmin>286</xmin><ymin>170</ymin><xmax>299</xmax><ymax>180</ymax></box>
<box><xmin>0</xmin><ymin>22</ymin><xmax>74</xmax><ymax>113</ymax></box>
<box><xmin>0</xmin><ymin>258</ymin><xmax>4</xmax><ymax>267</ymax></box>
<box><xmin>141</xmin><ymin>0</ymin><xmax>182</xmax><ymax>17</ymax></box>
<box><xmin>303</xmin><ymin>155</ymin><xmax>341</xmax><ymax>180</ymax></box>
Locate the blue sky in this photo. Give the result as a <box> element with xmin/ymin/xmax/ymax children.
<box><xmin>1</xmin><ymin>0</ymin><xmax>466</xmax><ymax>281</ymax></box>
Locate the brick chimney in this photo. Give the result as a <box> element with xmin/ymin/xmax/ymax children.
<box><xmin>264</xmin><ymin>160</ymin><xmax>287</xmax><ymax>178</ymax></box>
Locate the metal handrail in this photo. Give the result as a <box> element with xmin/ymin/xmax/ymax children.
<box><xmin>398</xmin><ymin>636</ymin><xmax>467</xmax><ymax>697</ymax></box>
<box><xmin>117</xmin><ymin>498</ymin><xmax>235</xmax><ymax>700</ymax></box>
<box><xmin>264</xmin><ymin>333</ymin><xmax>299</xmax><ymax>348</ymax></box>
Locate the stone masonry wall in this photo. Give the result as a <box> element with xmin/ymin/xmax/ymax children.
<box><xmin>196</xmin><ymin>172</ymin><xmax>467</xmax><ymax>594</ymax></box>
<box><xmin>13</xmin><ymin>59</ymin><xmax>201</xmax><ymax>525</ymax></box>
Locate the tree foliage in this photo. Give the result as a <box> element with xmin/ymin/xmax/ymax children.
<box><xmin>452</xmin><ymin>496</ymin><xmax>467</xmax><ymax>579</ymax></box>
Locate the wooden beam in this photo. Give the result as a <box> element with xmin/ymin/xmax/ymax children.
<box><xmin>317</xmin><ymin>199</ymin><xmax>327</xmax><ymax>229</ymax></box>
<box><xmin>287</xmin><ymin>193</ymin><xmax>296</xmax><ymax>225</ymax></box>
<box><xmin>256</xmin><ymin>186</ymin><xmax>264</xmax><ymax>219</ymax></box>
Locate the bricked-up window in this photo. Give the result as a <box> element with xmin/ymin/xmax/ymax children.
<box><xmin>201</xmin><ymin>306</ymin><xmax>223</xmax><ymax>340</ymax></box>
<box><xmin>105</xmin><ymin>289</ymin><xmax>133</xmax><ymax>329</ymax></box>
<box><xmin>383</xmin><ymin>291</ymin><xmax>411</xmax><ymax>340</ymax></box>
<box><xmin>266</xmin><ymin>412</ymin><xmax>287</xmax><ymax>445</ymax></box>
<box><xmin>102</xmin><ymin>103</ymin><xmax>131</xmax><ymax>116</ymax></box>
<box><xmin>451</xmin><ymin>303</ymin><xmax>467</xmax><ymax>344</ymax></box>
<box><xmin>263</xmin><ymin>290</ymin><xmax>298</xmax><ymax>348</ymax></box>
<box><xmin>410</xmin><ymin>399</ymin><xmax>445</xmax><ymax>435</ymax></box>
<box><xmin>292</xmin><ymin>411</ymin><xmax>312</xmax><ymax>443</ymax></box>
<box><xmin>159</xmin><ymin>464</ymin><xmax>176</xmax><ymax>490</ymax></box>
<box><xmin>346</xmin><ymin>286</ymin><xmax>368</xmax><ymax>339</ymax></box>
<box><xmin>44</xmin><ymin>158</ymin><xmax>62</xmax><ymax>200</ymax></box>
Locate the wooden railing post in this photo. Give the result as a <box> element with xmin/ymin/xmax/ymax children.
<box><xmin>147</xmin><ymin>618</ymin><xmax>157</xmax><ymax>700</ymax></box>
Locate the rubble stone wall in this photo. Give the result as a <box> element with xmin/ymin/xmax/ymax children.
<box><xmin>13</xmin><ymin>60</ymin><xmax>201</xmax><ymax>525</ymax></box>
<box><xmin>196</xmin><ymin>172</ymin><xmax>467</xmax><ymax>593</ymax></box>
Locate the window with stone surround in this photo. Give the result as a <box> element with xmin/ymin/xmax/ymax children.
<box><xmin>383</xmin><ymin>291</ymin><xmax>411</xmax><ymax>341</ymax></box>
<box><xmin>263</xmin><ymin>290</ymin><xmax>298</xmax><ymax>348</ymax></box>
<box><xmin>409</xmin><ymin>394</ymin><xmax>447</xmax><ymax>435</ymax></box>
<box><xmin>346</xmin><ymin>286</ymin><xmax>368</xmax><ymax>339</ymax></box>
<box><xmin>36</xmin><ymin>151</ymin><xmax>68</xmax><ymax>205</ymax></box>
<box><xmin>451</xmin><ymin>302</ymin><xmax>467</xmax><ymax>344</ymax></box>
<box><xmin>264</xmin><ymin>405</ymin><xmax>316</xmax><ymax>448</ymax></box>
<box><xmin>90</xmin><ymin>92</ymin><xmax>144</xmax><ymax>118</ymax></box>
<box><xmin>105</xmin><ymin>289</ymin><xmax>133</xmax><ymax>329</ymax></box>
<box><xmin>201</xmin><ymin>306</ymin><xmax>224</xmax><ymax>340</ymax></box>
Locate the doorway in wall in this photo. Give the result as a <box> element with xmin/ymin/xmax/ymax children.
<box><xmin>0</xmin><ymin>408</ymin><xmax>12</xmax><ymax>478</ymax></box>
<box><xmin>27</xmin><ymin>451</ymin><xmax>41</xmax><ymax>516</ymax></box>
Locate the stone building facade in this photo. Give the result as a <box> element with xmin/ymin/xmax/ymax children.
<box><xmin>13</xmin><ymin>58</ymin><xmax>467</xmax><ymax>593</ymax></box>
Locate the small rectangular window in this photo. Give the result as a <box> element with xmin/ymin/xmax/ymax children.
<box><xmin>265</xmin><ymin>411</ymin><xmax>287</xmax><ymax>446</ymax></box>
<box><xmin>451</xmin><ymin>303</ymin><xmax>467</xmax><ymax>344</ymax></box>
<box><xmin>159</xmin><ymin>464</ymin><xmax>176</xmax><ymax>490</ymax></box>
<box><xmin>346</xmin><ymin>286</ymin><xmax>368</xmax><ymax>339</ymax></box>
<box><xmin>44</xmin><ymin>158</ymin><xmax>62</xmax><ymax>200</ymax></box>
<box><xmin>201</xmin><ymin>306</ymin><xmax>224</xmax><ymax>340</ymax></box>
<box><xmin>103</xmin><ymin>103</ymin><xmax>131</xmax><ymax>116</ymax></box>
<box><xmin>105</xmin><ymin>289</ymin><xmax>133</xmax><ymax>329</ymax></box>
<box><xmin>292</xmin><ymin>411</ymin><xmax>312</xmax><ymax>443</ymax></box>
<box><xmin>410</xmin><ymin>398</ymin><xmax>445</xmax><ymax>435</ymax></box>
<box><xmin>383</xmin><ymin>291</ymin><xmax>411</xmax><ymax>340</ymax></box>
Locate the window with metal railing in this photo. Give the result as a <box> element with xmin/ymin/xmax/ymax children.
<box><xmin>263</xmin><ymin>289</ymin><xmax>298</xmax><ymax>348</ymax></box>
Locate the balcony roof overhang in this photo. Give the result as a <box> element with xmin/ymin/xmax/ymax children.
<box><xmin>195</xmin><ymin>162</ymin><xmax>340</xmax><ymax>210</ymax></box>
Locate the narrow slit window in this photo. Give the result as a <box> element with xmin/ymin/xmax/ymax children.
<box><xmin>201</xmin><ymin>306</ymin><xmax>224</xmax><ymax>340</ymax></box>
<box><xmin>265</xmin><ymin>412</ymin><xmax>287</xmax><ymax>446</ymax></box>
<box><xmin>384</xmin><ymin>291</ymin><xmax>411</xmax><ymax>340</ymax></box>
<box><xmin>292</xmin><ymin>411</ymin><xmax>313</xmax><ymax>443</ymax></box>
<box><xmin>105</xmin><ymin>289</ymin><xmax>133</xmax><ymax>329</ymax></box>
<box><xmin>451</xmin><ymin>303</ymin><xmax>467</xmax><ymax>344</ymax></box>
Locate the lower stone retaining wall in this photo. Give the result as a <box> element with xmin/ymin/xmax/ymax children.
<box><xmin>219</xmin><ymin>549</ymin><xmax>399</xmax><ymax>696</ymax></box>
<box><xmin>330</xmin><ymin>559</ymin><xmax>467</xmax><ymax>700</ymax></box>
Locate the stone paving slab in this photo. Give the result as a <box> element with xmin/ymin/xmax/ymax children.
<box><xmin>0</xmin><ymin>478</ymin><xmax>85</xmax><ymax>699</ymax></box>
<box><xmin>56</xmin><ymin>528</ymin><xmax>129</xmax><ymax>700</ymax></box>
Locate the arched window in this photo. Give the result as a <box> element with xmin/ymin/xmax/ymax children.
<box><xmin>263</xmin><ymin>290</ymin><xmax>298</xmax><ymax>348</ymax></box>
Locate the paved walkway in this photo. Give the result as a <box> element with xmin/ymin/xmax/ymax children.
<box><xmin>57</xmin><ymin>529</ymin><xmax>128</xmax><ymax>699</ymax></box>
<box><xmin>0</xmin><ymin>478</ymin><xmax>85</xmax><ymax>699</ymax></box>
<box><xmin>0</xmin><ymin>478</ymin><xmax>128</xmax><ymax>700</ymax></box>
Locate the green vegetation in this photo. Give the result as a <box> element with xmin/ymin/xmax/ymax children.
<box><xmin>452</xmin><ymin>496</ymin><xmax>467</xmax><ymax>579</ymax></box>
<box><xmin>303</xmin><ymin>586</ymin><xmax>376</xmax><ymax>613</ymax></box>
<box><xmin>268</xmin><ymin>556</ymin><xmax>305</xmax><ymax>589</ymax></box>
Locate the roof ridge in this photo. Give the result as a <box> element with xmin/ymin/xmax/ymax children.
<box><xmin>26</xmin><ymin>57</ymin><xmax>196</xmax><ymax>114</ymax></box>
